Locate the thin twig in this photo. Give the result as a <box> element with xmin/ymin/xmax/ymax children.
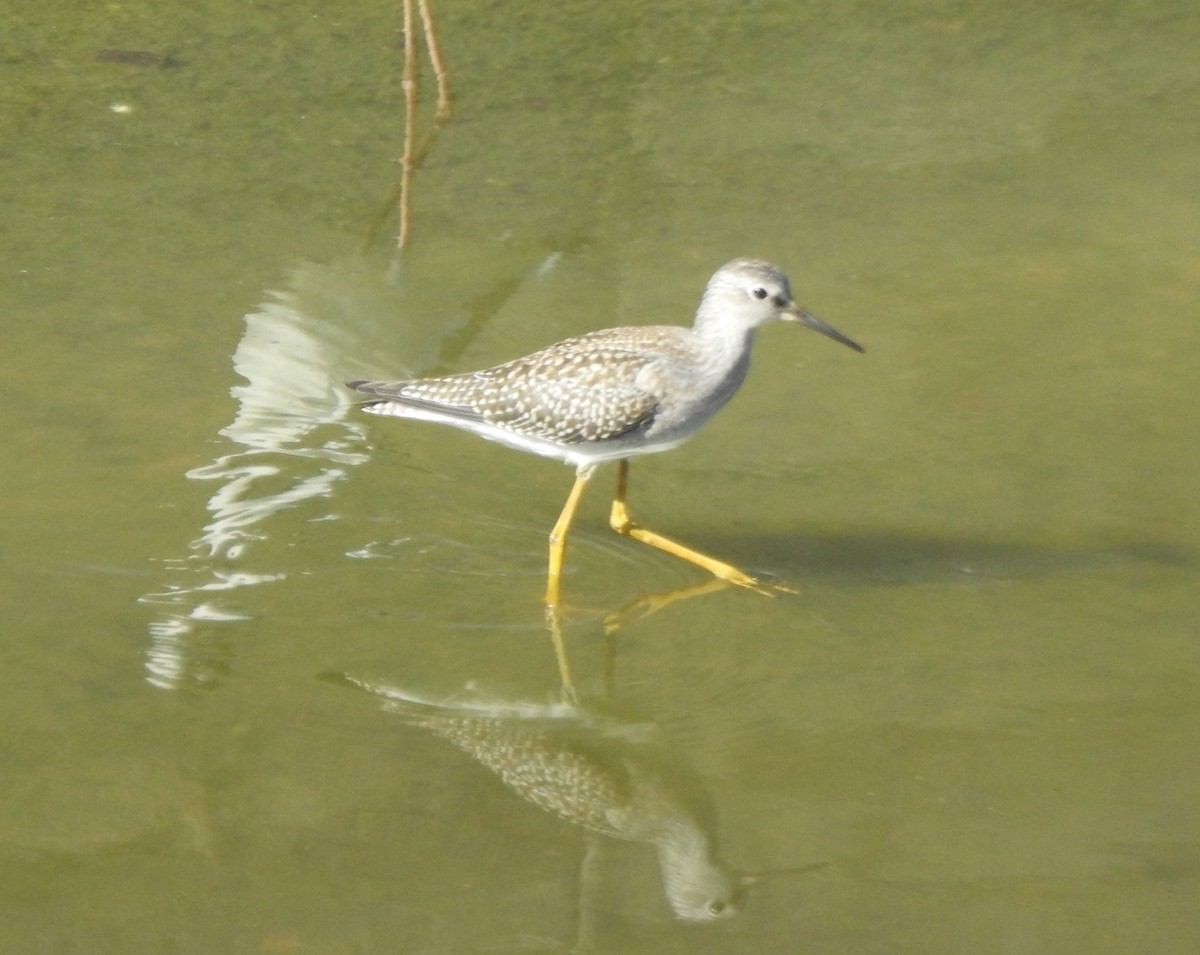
<box><xmin>393</xmin><ymin>0</ymin><xmax>453</xmax><ymax>248</ymax></box>
<box><xmin>417</xmin><ymin>0</ymin><xmax>452</xmax><ymax>122</ymax></box>
<box><xmin>397</xmin><ymin>0</ymin><xmax>419</xmax><ymax>247</ymax></box>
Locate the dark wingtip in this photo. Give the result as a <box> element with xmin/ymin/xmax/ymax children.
<box><xmin>345</xmin><ymin>380</ymin><xmax>367</xmax><ymax>391</ymax></box>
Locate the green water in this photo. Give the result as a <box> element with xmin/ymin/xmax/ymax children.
<box><xmin>2</xmin><ymin>0</ymin><xmax>1197</xmax><ymax>951</ymax></box>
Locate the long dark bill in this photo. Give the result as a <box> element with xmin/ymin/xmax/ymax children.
<box><xmin>782</xmin><ymin>303</ymin><xmax>864</xmax><ymax>353</ymax></box>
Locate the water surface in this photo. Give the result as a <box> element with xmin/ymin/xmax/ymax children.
<box><xmin>2</xmin><ymin>0</ymin><xmax>1198</xmax><ymax>951</ymax></box>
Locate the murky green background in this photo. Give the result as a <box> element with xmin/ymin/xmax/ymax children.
<box><xmin>3</xmin><ymin>0</ymin><xmax>1198</xmax><ymax>951</ymax></box>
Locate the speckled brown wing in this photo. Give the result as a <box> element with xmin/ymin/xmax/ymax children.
<box><xmin>411</xmin><ymin>715</ymin><xmax>634</xmax><ymax>836</ymax></box>
<box><xmin>359</xmin><ymin>328</ymin><xmax>672</xmax><ymax>445</ymax></box>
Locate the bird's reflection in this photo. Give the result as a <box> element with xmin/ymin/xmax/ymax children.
<box><xmin>329</xmin><ymin>671</ymin><xmax>751</xmax><ymax>923</ymax></box>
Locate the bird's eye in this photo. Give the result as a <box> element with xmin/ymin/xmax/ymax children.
<box><xmin>751</xmin><ymin>287</ymin><xmax>769</xmax><ymax>300</ymax></box>
<box><xmin>707</xmin><ymin>900</ymin><xmax>727</xmax><ymax>916</ymax></box>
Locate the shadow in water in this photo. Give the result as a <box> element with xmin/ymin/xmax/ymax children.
<box><xmin>763</xmin><ymin>525</ymin><xmax>1195</xmax><ymax>585</ymax></box>
<box><xmin>667</xmin><ymin>527</ymin><xmax>1191</xmax><ymax>589</ymax></box>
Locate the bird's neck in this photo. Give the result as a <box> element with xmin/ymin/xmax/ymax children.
<box><xmin>690</xmin><ymin>310</ymin><xmax>758</xmax><ymax>386</ymax></box>
<box><xmin>657</xmin><ymin>825</ymin><xmax>734</xmax><ymax>915</ymax></box>
<box><xmin>692</xmin><ymin>298</ymin><xmax>758</xmax><ymax>345</ymax></box>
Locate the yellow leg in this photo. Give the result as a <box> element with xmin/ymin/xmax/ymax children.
<box><xmin>608</xmin><ymin>460</ymin><xmax>766</xmax><ymax>591</ymax></box>
<box><xmin>544</xmin><ymin>605</ymin><xmax>577</xmax><ymax>702</ymax></box>
<box><xmin>545</xmin><ymin>466</ymin><xmax>595</xmax><ymax>608</ymax></box>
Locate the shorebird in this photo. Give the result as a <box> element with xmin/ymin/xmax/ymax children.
<box><xmin>348</xmin><ymin>258</ymin><xmax>862</xmax><ymax>606</ymax></box>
